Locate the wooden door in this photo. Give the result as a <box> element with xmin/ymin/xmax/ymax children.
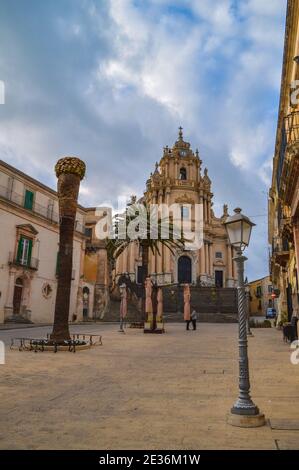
<box><xmin>13</xmin><ymin>283</ymin><xmax>23</xmax><ymax>314</ymax></box>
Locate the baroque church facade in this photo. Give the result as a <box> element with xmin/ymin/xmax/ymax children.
<box><xmin>113</xmin><ymin>129</ymin><xmax>237</xmax><ymax>290</ymax></box>
<box><xmin>0</xmin><ymin>128</ymin><xmax>237</xmax><ymax>324</ymax></box>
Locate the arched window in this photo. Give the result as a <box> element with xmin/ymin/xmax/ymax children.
<box><xmin>179</xmin><ymin>167</ymin><xmax>187</xmax><ymax>180</ymax></box>
<box><xmin>178</xmin><ymin>256</ymin><xmax>192</xmax><ymax>284</ymax></box>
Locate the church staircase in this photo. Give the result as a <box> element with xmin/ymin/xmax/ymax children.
<box><xmin>101</xmin><ymin>284</ymin><xmax>238</xmax><ymax>323</ymax></box>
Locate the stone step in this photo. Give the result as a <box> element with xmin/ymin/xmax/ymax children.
<box><xmin>99</xmin><ymin>299</ymin><xmax>142</xmax><ymax>323</ymax></box>
<box><xmin>163</xmin><ymin>312</ymin><xmax>238</xmax><ymax>323</ymax></box>
<box><xmin>5</xmin><ymin>315</ymin><xmax>33</xmax><ymax>324</ymax></box>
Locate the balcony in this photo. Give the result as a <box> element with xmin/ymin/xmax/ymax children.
<box><xmin>285</xmin><ymin>111</ymin><xmax>299</xmax><ymax>146</ymax></box>
<box><xmin>277</xmin><ymin>111</ymin><xmax>299</xmax><ymax>201</ymax></box>
<box><xmin>271</xmin><ymin>237</ymin><xmax>289</xmax><ymax>267</ymax></box>
<box><xmin>0</xmin><ymin>184</ymin><xmax>85</xmax><ymax>234</ymax></box>
<box><xmin>0</xmin><ymin>184</ymin><xmax>59</xmax><ymax>223</ymax></box>
<box><xmin>8</xmin><ymin>252</ymin><xmax>39</xmax><ymax>270</ymax></box>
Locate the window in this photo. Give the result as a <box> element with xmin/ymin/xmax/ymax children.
<box><xmin>178</xmin><ymin>256</ymin><xmax>192</xmax><ymax>284</ymax></box>
<box><xmin>16</xmin><ymin>236</ymin><xmax>32</xmax><ymax>266</ymax></box>
<box><xmin>215</xmin><ymin>252</ymin><xmax>222</xmax><ymax>259</ymax></box>
<box><xmin>24</xmin><ymin>189</ymin><xmax>34</xmax><ymax>210</ymax></box>
<box><xmin>179</xmin><ymin>167</ymin><xmax>187</xmax><ymax>180</ymax></box>
<box><xmin>268</xmin><ymin>285</ymin><xmax>272</xmax><ymax>294</ymax></box>
<box><xmin>256</xmin><ymin>286</ymin><xmax>262</xmax><ymax>298</ymax></box>
<box><xmin>137</xmin><ymin>265</ymin><xmax>144</xmax><ymax>284</ymax></box>
<box><xmin>181</xmin><ymin>206</ymin><xmax>189</xmax><ymax>219</ymax></box>
<box><xmin>84</xmin><ymin>227</ymin><xmax>93</xmax><ymax>239</ymax></box>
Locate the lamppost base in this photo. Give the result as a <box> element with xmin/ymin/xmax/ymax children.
<box><xmin>227</xmin><ymin>412</ymin><xmax>266</xmax><ymax>428</ymax></box>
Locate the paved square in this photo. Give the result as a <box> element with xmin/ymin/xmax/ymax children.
<box><xmin>0</xmin><ymin>323</ymin><xmax>299</xmax><ymax>449</ymax></box>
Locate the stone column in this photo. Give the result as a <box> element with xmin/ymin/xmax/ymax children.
<box><xmin>196</xmin><ymin>161</ymin><xmax>199</xmax><ymax>183</ymax></box>
<box><xmin>226</xmin><ymin>243</ymin><xmax>234</xmax><ymax>287</ymax></box>
<box><xmin>205</xmin><ymin>242</ymin><xmax>209</xmax><ymax>276</ymax></box>
<box><xmin>157</xmin><ymin>191</ymin><xmax>163</xmax><ymax>275</ymax></box>
<box><xmin>163</xmin><ymin>190</ymin><xmax>171</xmax><ymax>276</ymax></box>
<box><xmin>209</xmin><ymin>243</ymin><xmax>213</xmax><ymax>281</ymax></box>
<box><xmin>165</xmin><ymin>161</ymin><xmax>169</xmax><ymax>178</ymax></box>
<box><xmin>200</xmin><ymin>242</ymin><xmax>206</xmax><ymax>284</ymax></box>
<box><xmin>129</xmin><ymin>242</ymin><xmax>136</xmax><ymax>280</ymax></box>
<box><xmin>125</xmin><ymin>247</ymin><xmax>129</xmax><ymax>273</ymax></box>
<box><xmin>205</xmin><ymin>198</ymin><xmax>209</xmax><ymax>223</ymax></box>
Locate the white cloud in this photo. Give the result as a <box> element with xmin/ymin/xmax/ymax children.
<box><xmin>0</xmin><ymin>0</ymin><xmax>287</xmax><ymax>279</ymax></box>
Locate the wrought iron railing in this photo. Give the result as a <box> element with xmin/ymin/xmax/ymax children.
<box><xmin>0</xmin><ymin>184</ymin><xmax>85</xmax><ymax>234</ymax></box>
<box><xmin>0</xmin><ymin>184</ymin><xmax>59</xmax><ymax>223</ymax></box>
<box><xmin>8</xmin><ymin>252</ymin><xmax>39</xmax><ymax>270</ymax></box>
<box><xmin>285</xmin><ymin>110</ymin><xmax>299</xmax><ymax>146</ymax></box>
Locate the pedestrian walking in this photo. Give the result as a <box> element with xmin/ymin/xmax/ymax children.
<box><xmin>183</xmin><ymin>284</ymin><xmax>191</xmax><ymax>330</ymax></box>
<box><xmin>191</xmin><ymin>309</ymin><xmax>197</xmax><ymax>330</ymax></box>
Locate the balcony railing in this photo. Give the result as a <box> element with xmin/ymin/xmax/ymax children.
<box><xmin>8</xmin><ymin>252</ymin><xmax>39</xmax><ymax>270</ymax></box>
<box><xmin>276</xmin><ymin>111</ymin><xmax>299</xmax><ymax>191</ymax></box>
<box><xmin>271</xmin><ymin>236</ymin><xmax>290</xmax><ymax>268</ymax></box>
<box><xmin>0</xmin><ymin>184</ymin><xmax>59</xmax><ymax>223</ymax></box>
<box><xmin>285</xmin><ymin>111</ymin><xmax>299</xmax><ymax>147</ymax></box>
<box><xmin>0</xmin><ymin>184</ymin><xmax>85</xmax><ymax>234</ymax></box>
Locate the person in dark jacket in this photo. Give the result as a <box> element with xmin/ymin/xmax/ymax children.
<box><xmin>191</xmin><ymin>309</ymin><xmax>197</xmax><ymax>330</ymax></box>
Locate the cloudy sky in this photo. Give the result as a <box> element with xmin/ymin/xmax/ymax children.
<box><xmin>0</xmin><ymin>0</ymin><xmax>287</xmax><ymax>280</ymax></box>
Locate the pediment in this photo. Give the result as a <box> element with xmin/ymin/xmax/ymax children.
<box><xmin>16</xmin><ymin>224</ymin><xmax>39</xmax><ymax>235</ymax></box>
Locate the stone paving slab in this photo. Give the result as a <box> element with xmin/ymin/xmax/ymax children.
<box><xmin>0</xmin><ymin>323</ymin><xmax>298</xmax><ymax>449</ymax></box>
<box><xmin>275</xmin><ymin>438</ymin><xmax>299</xmax><ymax>450</ymax></box>
<box><xmin>270</xmin><ymin>419</ymin><xmax>299</xmax><ymax>430</ymax></box>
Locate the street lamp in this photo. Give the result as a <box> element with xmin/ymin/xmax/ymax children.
<box><xmin>224</xmin><ymin>208</ymin><xmax>265</xmax><ymax>427</ymax></box>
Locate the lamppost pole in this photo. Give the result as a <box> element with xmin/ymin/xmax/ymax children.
<box><xmin>224</xmin><ymin>208</ymin><xmax>265</xmax><ymax>427</ymax></box>
<box><xmin>232</xmin><ymin>251</ymin><xmax>258</xmax><ymax>416</ymax></box>
<box><xmin>245</xmin><ymin>282</ymin><xmax>253</xmax><ymax>337</ymax></box>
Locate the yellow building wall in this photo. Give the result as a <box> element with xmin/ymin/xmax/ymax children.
<box><xmin>83</xmin><ymin>253</ymin><xmax>98</xmax><ymax>283</ymax></box>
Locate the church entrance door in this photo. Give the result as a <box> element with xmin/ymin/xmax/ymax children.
<box><xmin>178</xmin><ymin>256</ymin><xmax>192</xmax><ymax>284</ymax></box>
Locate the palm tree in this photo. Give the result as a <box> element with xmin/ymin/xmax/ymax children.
<box><xmin>106</xmin><ymin>200</ymin><xmax>185</xmax><ymax>324</ymax></box>
<box><xmin>50</xmin><ymin>157</ymin><xmax>86</xmax><ymax>343</ymax></box>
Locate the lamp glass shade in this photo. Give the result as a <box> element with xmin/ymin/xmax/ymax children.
<box><xmin>242</xmin><ymin>220</ymin><xmax>252</xmax><ymax>246</ymax></box>
<box><xmin>224</xmin><ymin>208</ymin><xmax>255</xmax><ymax>250</ymax></box>
<box><xmin>226</xmin><ymin>220</ymin><xmax>242</xmax><ymax>246</ymax></box>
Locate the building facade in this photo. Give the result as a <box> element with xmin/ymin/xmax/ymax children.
<box><xmin>83</xmin><ymin>208</ymin><xmax>110</xmax><ymax>320</ymax></box>
<box><xmin>269</xmin><ymin>0</ymin><xmax>299</xmax><ymax>324</ymax></box>
<box><xmin>248</xmin><ymin>276</ymin><xmax>273</xmax><ymax>317</ymax></box>
<box><xmin>114</xmin><ymin>130</ymin><xmax>237</xmax><ymax>288</ymax></box>
<box><xmin>0</xmin><ymin>130</ymin><xmax>238</xmax><ymax>324</ymax></box>
<box><xmin>0</xmin><ymin>160</ymin><xmax>88</xmax><ymax>324</ymax></box>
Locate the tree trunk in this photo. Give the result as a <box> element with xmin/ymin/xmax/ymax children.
<box><xmin>141</xmin><ymin>244</ymin><xmax>149</xmax><ymax>322</ymax></box>
<box><xmin>50</xmin><ymin>172</ymin><xmax>81</xmax><ymax>343</ymax></box>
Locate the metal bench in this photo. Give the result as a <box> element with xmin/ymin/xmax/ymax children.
<box><xmin>10</xmin><ymin>333</ymin><xmax>103</xmax><ymax>353</ymax></box>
